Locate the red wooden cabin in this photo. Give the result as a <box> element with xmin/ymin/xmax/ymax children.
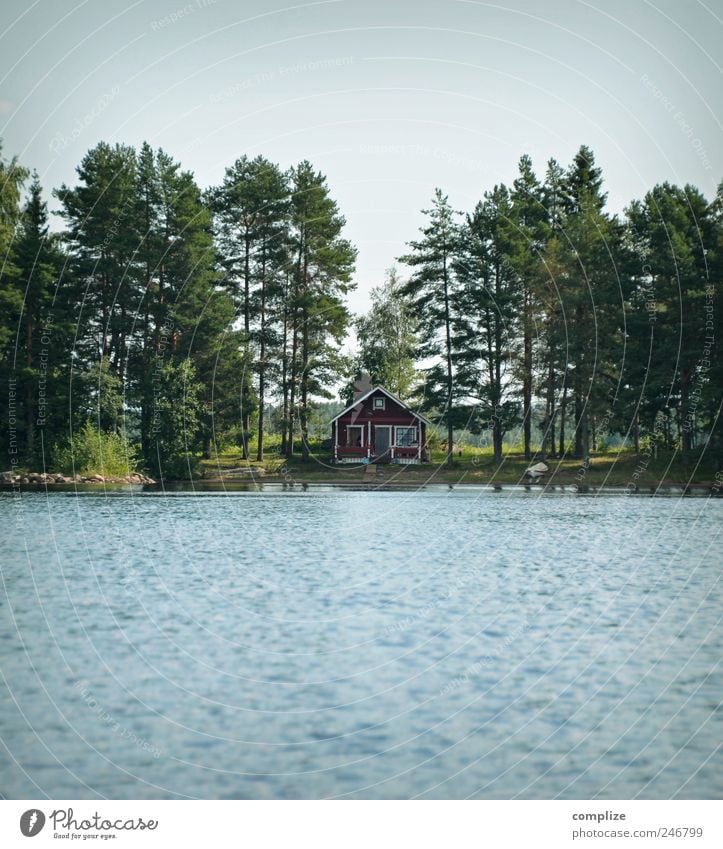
<box><xmin>331</xmin><ymin>385</ymin><xmax>431</xmax><ymax>464</ymax></box>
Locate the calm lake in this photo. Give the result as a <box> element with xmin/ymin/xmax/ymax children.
<box><xmin>1</xmin><ymin>489</ymin><xmax>721</xmax><ymax>799</ymax></box>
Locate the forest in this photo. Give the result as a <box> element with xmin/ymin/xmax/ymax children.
<box><xmin>0</xmin><ymin>140</ymin><xmax>720</xmax><ymax>479</ymax></box>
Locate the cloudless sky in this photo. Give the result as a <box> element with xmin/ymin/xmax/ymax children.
<box><xmin>1</xmin><ymin>0</ymin><xmax>721</xmax><ymax>313</ymax></box>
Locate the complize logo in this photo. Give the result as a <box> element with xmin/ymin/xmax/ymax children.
<box><xmin>20</xmin><ymin>809</ymin><xmax>46</xmax><ymax>837</ymax></box>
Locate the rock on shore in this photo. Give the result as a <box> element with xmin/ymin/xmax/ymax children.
<box><xmin>1</xmin><ymin>471</ymin><xmax>155</xmax><ymax>485</ymax></box>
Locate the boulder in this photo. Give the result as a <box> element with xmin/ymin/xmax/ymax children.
<box><xmin>1</xmin><ymin>471</ymin><xmax>17</xmax><ymax>483</ymax></box>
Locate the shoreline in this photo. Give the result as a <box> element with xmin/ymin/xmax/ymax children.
<box><xmin>1</xmin><ymin>480</ymin><xmax>720</xmax><ymax>496</ymax></box>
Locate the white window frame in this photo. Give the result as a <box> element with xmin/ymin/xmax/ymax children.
<box><xmin>373</xmin><ymin>396</ymin><xmax>386</xmax><ymax>410</ymax></box>
<box><xmin>346</xmin><ymin>425</ymin><xmax>364</xmax><ymax>447</ymax></box>
<box><xmin>395</xmin><ymin>426</ymin><xmax>418</xmax><ymax>447</ymax></box>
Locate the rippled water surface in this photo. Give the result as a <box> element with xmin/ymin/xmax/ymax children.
<box><xmin>1</xmin><ymin>489</ymin><xmax>721</xmax><ymax>799</ymax></box>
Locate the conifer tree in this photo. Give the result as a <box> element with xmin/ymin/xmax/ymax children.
<box><xmin>399</xmin><ymin>189</ymin><xmax>461</xmax><ymax>465</ymax></box>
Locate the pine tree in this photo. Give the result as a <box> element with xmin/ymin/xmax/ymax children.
<box><xmin>0</xmin><ymin>147</ymin><xmax>28</xmax><ymax>464</ymax></box>
<box><xmin>545</xmin><ymin>146</ymin><xmax>626</xmax><ymax>460</ymax></box>
<box><xmin>210</xmin><ymin>156</ymin><xmax>291</xmax><ymax>461</ymax></box>
<box><xmin>399</xmin><ymin>189</ymin><xmax>461</xmax><ymax>466</ymax></box>
<box><xmin>509</xmin><ymin>155</ymin><xmax>547</xmax><ymax>459</ymax></box>
<box><xmin>626</xmin><ymin>183</ymin><xmax>714</xmax><ymax>456</ymax></box>
<box><xmin>454</xmin><ymin>186</ymin><xmax>521</xmax><ymax>464</ymax></box>
<box><xmin>288</xmin><ymin>161</ymin><xmax>356</xmax><ymax>461</ymax></box>
<box><xmin>9</xmin><ymin>175</ymin><xmax>64</xmax><ymax>463</ymax></box>
<box><xmin>55</xmin><ymin>143</ymin><xmax>140</xmax><ymax>383</ymax></box>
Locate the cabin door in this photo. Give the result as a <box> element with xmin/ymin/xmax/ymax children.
<box><xmin>374</xmin><ymin>425</ymin><xmax>391</xmax><ymax>461</ymax></box>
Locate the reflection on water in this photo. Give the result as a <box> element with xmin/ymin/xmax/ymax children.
<box><xmin>1</xmin><ymin>490</ymin><xmax>720</xmax><ymax>799</ymax></box>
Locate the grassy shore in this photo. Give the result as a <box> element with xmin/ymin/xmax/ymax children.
<box><xmin>200</xmin><ymin>445</ymin><xmax>721</xmax><ymax>490</ymax></box>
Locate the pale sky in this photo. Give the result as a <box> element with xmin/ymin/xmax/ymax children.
<box><xmin>1</xmin><ymin>0</ymin><xmax>721</xmax><ymax>313</ymax></box>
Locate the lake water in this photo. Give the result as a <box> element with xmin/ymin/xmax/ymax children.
<box><xmin>1</xmin><ymin>489</ymin><xmax>721</xmax><ymax>799</ymax></box>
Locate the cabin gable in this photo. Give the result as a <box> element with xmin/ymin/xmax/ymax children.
<box><xmin>331</xmin><ymin>387</ymin><xmax>429</xmax><ymax>464</ymax></box>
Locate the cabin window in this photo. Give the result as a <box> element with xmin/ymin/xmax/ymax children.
<box><xmin>395</xmin><ymin>426</ymin><xmax>418</xmax><ymax>446</ymax></box>
<box><xmin>347</xmin><ymin>425</ymin><xmax>364</xmax><ymax>447</ymax></box>
<box><xmin>373</xmin><ymin>396</ymin><xmax>385</xmax><ymax>410</ymax></box>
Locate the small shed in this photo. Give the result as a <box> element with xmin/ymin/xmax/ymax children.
<box><xmin>331</xmin><ymin>383</ymin><xmax>431</xmax><ymax>464</ymax></box>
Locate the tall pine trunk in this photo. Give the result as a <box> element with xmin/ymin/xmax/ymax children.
<box><xmin>286</xmin><ymin>314</ymin><xmax>299</xmax><ymax>459</ymax></box>
<box><xmin>256</xmin><ymin>253</ymin><xmax>267</xmax><ymax>463</ymax></box>
<box><xmin>492</xmin><ymin>275</ymin><xmax>503</xmax><ymax>465</ymax></box>
<box><xmin>680</xmin><ymin>366</ymin><xmax>692</xmax><ymax>456</ymax></box>
<box><xmin>574</xmin><ymin>395</ymin><xmax>584</xmax><ymax>458</ymax></box>
<box><xmin>443</xmin><ymin>256</ymin><xmax>454</xmax><ymax>467</ymax></box>
<box><xmin>633</xmin><ymin>413</ymin><xmax>640</xmax><ymax>454</ymax></box>
<box><xmin>280</xmin><ymin>285</ymin><xmax>290</xmax><ymax>457</ymax></box>
<box><xmin>545</xmin><ymin>362</ymin><xmax>556</xmax><ymax>458</ymax></box>
<box><xmin>25</xmin><ymin>319</ymin><xmax>34</xmax><ymax>462</ymax></box>
<box><xmin>300</xmin><ymin>315</ymin><xmax>309</xmax><ymax>462</ymax></box>
<box><xmin>523</xmin><ymin>288</ymin><xmax>532</xmax><ymax>459</ymax></box>
<box><xmin>240</xmin><ymin>231</ymin><xmax>251</xmax><ymax>460</ymax></box>
<box><xmin>558</xmin><ymin>371</ymin><xmax>568</xmax><ymax>457</ymax></box>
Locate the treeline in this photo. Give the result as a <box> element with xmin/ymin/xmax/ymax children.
<box><xmin>359</xmin><ymin>146</ymin><xmax>720</xmax><ymax>466</ymax></box>
<box><xmin>1</xmin><ymin>140</ymin><xmax>720</xmax><ymax>478</ymax></box>
<box><xmin>0</xmin><ymin>141</ymin><xmax>355</xmax><ymax>477</ymax></box>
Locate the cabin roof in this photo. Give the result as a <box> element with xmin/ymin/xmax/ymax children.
<box><xmin>330</xmin><ymin>385</ymin><xmax>434</xmax><ymax>427</ymax></box>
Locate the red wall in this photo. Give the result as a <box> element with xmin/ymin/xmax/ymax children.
<box><xmin>334</xmin><ymin>390</ymin><xmax>425</xmax><ymax>446</ymax></box>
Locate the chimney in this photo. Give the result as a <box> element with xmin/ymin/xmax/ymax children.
<box><xmin>353</xmin><ymin>372</ymin><xmax>372</xmax><ymax>401</ymax></box>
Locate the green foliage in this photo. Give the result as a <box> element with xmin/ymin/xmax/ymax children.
<box><xmin>287</xmin><ymin>161</ymin><xmax>357</xmax><ymax>460</ymax></box>
<box><xmin>453</xmin><ymin>183</ymin><xmax>522</xmax><ymax>463</ymax></box>
<box><xmin>55</xmin><ymin>421</ymin><xmax>138</xmax><ymax>477</ymax></box>
<box><xmin>79</xmin><ymin>357</ymin><xmax>124</xmax><ymax>433</ymax></box>
<box><xmin>146</xmin><ymin>359</ymin><xmax>204</xmax><ymax>480</ymax></box>
<box><xmin>424</xmin><ymin>426</ymin><xmax>442</xmax><ymax>450</ymax></box>
<box><xmin>351</xmin><ymin>266</ymin><xmax>418</xmax><ymax>401</ymax></box>
<box><xmin>399</xmin><ymin>189</ymin><xmax>461</xmax><ymax>465</ymax></box>
<box><xmin>0</xmin><ymin>169</ymin><xmax>70</xmax><ymax>466</ymax></box>
<box><xmin>1</xmin><ymin>132</ymin><xmax>720</xmax><ymax>478</ymax></box>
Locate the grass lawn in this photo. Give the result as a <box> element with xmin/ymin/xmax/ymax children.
<box><xmin>199</xmin><ymin>443</ymin><xmax>720</xmax><ymax>489</ymax></box>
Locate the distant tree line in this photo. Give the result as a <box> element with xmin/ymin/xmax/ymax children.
<box><xmin>0</xmin><ymin>141</ymin><xmax>355</xmax><ymax>478</ymax></box>
<box><xmin>359</xmin><ymin>146</ymin><xmax>720</xmax><ymax>467</ymax></box>
<box><xmin>1</xmin><ymin>140</ymin><xmax>720</xmax><ymax>477</ymax></box>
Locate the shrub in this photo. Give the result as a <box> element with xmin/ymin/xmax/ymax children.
<box><xmin>55</xmin><ymin>421</ymin><xmax>138</xmax><ymax>477</ymax></box>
